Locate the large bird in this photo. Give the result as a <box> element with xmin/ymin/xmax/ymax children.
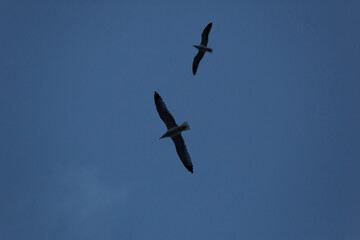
<box><xmin>193</xmin><ymin>22</ymin><xmax>213</xmax><ymax>75</ymax></box>
<box><xmin>154</xmin><ymin>91</ymin><xmax>193</xmax><ymax>173</ymax></box>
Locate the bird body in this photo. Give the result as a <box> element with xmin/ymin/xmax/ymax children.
<box><xmin>160</xmin><ymin>121</ymin><xmax>190</xmax><ymax>139</ymax></box>
<box><xmin>193</xmin><ymin>45</ymin><xmax>213</xmax><ymax>53</ymax></box>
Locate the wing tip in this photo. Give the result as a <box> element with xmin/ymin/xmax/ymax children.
<box><xmin>192</xmin><ymin>65</ymin><xmax>197</xmax><ymax>75</ymax></box>
<box><xmin>206</xmin><ymin>22</ymin><xmax>212</xmax><ymax>29</ymax></box>
<box><xmin>154</xmin><ymin>91</ymin><xmax>160</xmax><ymax>101</ymax></box>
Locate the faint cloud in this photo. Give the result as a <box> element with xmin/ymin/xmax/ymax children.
<box><xmin>53</xmin><ymin>164</ymin><xmax>132</xmax><ymax>222</ymax></box>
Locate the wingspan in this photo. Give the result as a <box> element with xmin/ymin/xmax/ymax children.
<box><xmin>172</xmin><ymin>135</ymin><xmax>193</xmax><ymax>173</ymax></box>
<box><xmin>154</xmin><ymin>91</ymin><xmax>177</xmax><ymax>129</ymax></box>
<box><xmin>201</xmin><ymin>22</ymin><xmax>212</xmax><ymax>46</ymax></box>
<box><xmin>192</xmin><ymin>51</ymin><xmax>205</xmax><ymax>75</ymax></box>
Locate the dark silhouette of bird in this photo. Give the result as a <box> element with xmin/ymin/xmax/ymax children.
<box><xmin>193</xmin><ymin>22</ymin><xmax>213</xmax><ymax>75</ymax></box>
<box><xmin>154</xmin><ymin>91</ymin><xmax>193</xmax><ymax>173</ymax></box>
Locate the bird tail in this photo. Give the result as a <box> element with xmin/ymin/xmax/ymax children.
<box><xmin>180</xmin><ymin>121</ymin><xmax>190</xmax><ymax>132</ymax></box>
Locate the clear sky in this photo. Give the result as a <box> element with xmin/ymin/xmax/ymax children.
<box><xmin>1</xmin><ymin>1</ymin><xmax>360</xmax><ymax>239</ymax></box>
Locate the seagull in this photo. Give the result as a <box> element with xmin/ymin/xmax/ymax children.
<box><xmin>193</xmin><ymin>22</ymin><xmax>213</xmax><ymax>75</ymax></box>
<box><xmin>154</xmin><ymin>91</ymin><xmax>193</xmax><ymax>173</ymax></box>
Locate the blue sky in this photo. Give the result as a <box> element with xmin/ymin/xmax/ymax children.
<box><xmin>1</xmin><ymin>1</ymin><xmax>360</xmax><ymax>239</ymax></box>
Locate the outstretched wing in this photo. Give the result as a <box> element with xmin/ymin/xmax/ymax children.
<box><xmin>201</xmin><ymin>22</ymin><xmax>212</xmax><ymax>46</ymax></box>
<box><xmin>172</xmin><ymin>135</ymin><xmax>193</xmax><ymax>173</ymax></box>
<box><xmin>154</xmin><ymin>91</ymin><xmax>177</xmax><ymax>129</ymax></box>
<box><xmin>192</xmin><ymin>51</ymin><xmax>205</xmax><ymax>75</ymax></box>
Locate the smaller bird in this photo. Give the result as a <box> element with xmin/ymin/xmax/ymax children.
<box><xmin>154</xmin><ymin>91</ymin><xmax>193</xmax><ymax>173</ymax></box>
<box><xmin>193</xmin><ymin>22</ymin><xmax>213</xmax><ymax>75</ymax></box>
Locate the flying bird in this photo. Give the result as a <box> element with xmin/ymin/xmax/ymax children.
<box><xmin>193</xmin><ymin>22</ymin><xmax>213</xmax><ymax>75</ymax></box>
<box><xmin>154</xmin><ymin>91</ymin><xmax>193</xmax><ymax>173</ymax></box>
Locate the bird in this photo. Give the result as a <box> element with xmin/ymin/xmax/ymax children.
<box><xmin>193</xmin><ymin>22</ymin><xmax>213</xmax><ymax>75</ymax></box>
<box><xmin>154</xmin><ymin>91</ymin><xmax>193</xmax><ymax>173</ymax></box>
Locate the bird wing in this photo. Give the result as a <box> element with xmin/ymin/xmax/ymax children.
<box><xmin>172</xmin><ymin>135</ymin><xmax>193</xmax><ymax>173</ymax></box>
<box><xmin>192</xmin><ymin>51</ymin><xmax>205</xmax><ymax>75</ymax></box>
<box><xmin>201</xmin><ymin>22</ymin><xmax>212</xmax><ymax>46</ymax></box>
<box><xmin>154</xmin><ymin>91</ymin><xmax>177</xmax><ymax>129</ymax></box>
